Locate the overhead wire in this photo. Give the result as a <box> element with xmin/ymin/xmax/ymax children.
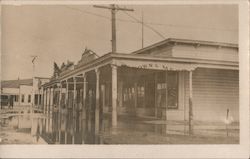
<box><xmin>121</xmin><ymin>10</ymin><xmax>166</xmax><ymax>39</ymax></box>
<box><xmin>63</xmin><ymin>6</ymin><xmax>237</xmax><ymax>33</ymax></box>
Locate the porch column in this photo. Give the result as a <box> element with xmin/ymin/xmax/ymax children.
<box><xmin>65</xmin><ymin>80</ymin><xmax>69</xmax><ymax>144</ymax></box>
<box><xmin>95</xmin><ymin>68</ymin><xmax>100</xmax><ymax>135</ymax></box>
<box><xmin>134</xmin><ymin>82</ymin><xmax>138</xmax><ymax>116</ymax></box>
<box><xmin>154</xmin><ymin>73</ymin><xmax>158</xmax><ymax>117</ymax></box>
<box><xmin>189</xmin><ymin>71</ymin><xmax>194</xmax><ymax>135</ymax></box>
<box><xmin>43</xmin><ymin>88</ymin><xmax>46</xmax><ymax>114</ymax></box>
<box><xmin>82</xmin><ymin>73</ymin><xmax>87</xmax><ymax>144</ymax></box>
<box><xmin>58</xmin><ymin>82</ymin><xmax>62</xmax><ymax>144</ymax></box>
<box><xmin>72</xmin><ymin>77</ymin><xmax>77</xmax><ymax>144</ymax></box>
<box><xmin>165</xmin><ymin>70</ymin><xmax>168</xmax><ymax>134</ymax></box>
<box><xmin>48</xmin><ymin>87</ymin><xmax>51</xmax><ymax>115</ymax></box>
<box><xmin>49</xmin><ymin>87</ymin><xmax>53</xmax><ymax>133</ymax></box>
<box><xmin>38</xmin><ymin>89</ymin><xmax>40</xmax><ymax>109</ymax></box>
<box><xmin>111</xmin><ymin>65</ymin><xmax>118</xmax><ymax>130</ymax></box>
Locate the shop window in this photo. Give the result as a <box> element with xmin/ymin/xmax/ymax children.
<box><xmin>28</xmin><ymin>95</ymin><xmax>31</xmax><ymax>103</ymax></box>
<box><xmin>21</xmin><ymin>94</ymin><xmax>25</xmax><ymax>103</ymax></box>
<box><xmin>13</xmin><ymin>95</ymin><xmax>18</xmax><ymax>102</ymax></box>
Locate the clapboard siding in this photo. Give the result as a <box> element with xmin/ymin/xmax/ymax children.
<box><xmin>184</xmin><ymin>68</ymin><xmax>239</xmax><ymax>122</ymax></box>
<box><xmin>172</xmin><ymin>44</ymin><xmax>238</xmax><ymax>62</ymax></box>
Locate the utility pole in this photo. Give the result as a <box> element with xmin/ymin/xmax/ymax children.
<box><xmin>141</xmin><ymin>10</ymin><xmax>144</xmax><ymax>48</ymax></box>
<box><xmin>31</xmin><ymin>55</ymin><xmax>37</xmax><ymax>111</ymax></box>
<box><xmin>18</xmin><ymin>76</ymin><xmax>21</xmax><ymax>107</ymax></box>
<box><xmin>93</xmin><ymin>4</ymin><xmax>134</xmax><ymax>53</ymax></box>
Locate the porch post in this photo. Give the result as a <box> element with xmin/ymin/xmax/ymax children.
<box><xmin>43</xmin><ymin>88</ymin><xmax>46</xmax><ymax>114</ymax></box>
<box><xmin>95</xmin><ymin>68</ymin><xmax>100</xmax><ymax>135</ymax></box>
<box><xmin>189</xmin><ymin>71</ymin><xmax>193</xmax><ymax>135</ymax></box>
<box><xmin>82</xmin><ymin>73</ymin><xmax>87</xmax><ymax>144</ymax></box>
<box><xmin>58</xmin><ymin>82</ymin><xmax>62</xmax><ymax>144</ymax></box>
<box><xmin>48</xmin><ymin>87</ymin><xmax>51</xmax><ymax>115</ymax></box>
<box><xmin>134</xmin><ymin>82</ymin><xmax>138</xmax><ymax>116</ymax></box>
<box><xmin>72</xmin><ymin>77</ymin><xmax>76</xmax><ymax>144</ymax></box>
<box><xmin>65</xmin><ymin>80</ymin><xmax>69</xmax><ymax>144</ymax></box>
<box><xmin>49</xmin><ymin>87</ymin><xmax>53</xmax><ymax>133</ymax></box>
<box><xmin>154</xmin><ymin>73</ymin><xmax>158</xmax><ymax>117</ymax></box>
<box><xmin>111</xmin><ymin>64</ymin><xmax>118</xmax><ymax>131</ymax></box>
<box><xmin>38</xmin><ymin>89</ymin><xmax>40</xmax><ymax>108</ymax></box>
<box><xmin>165</xmin><ymin>70</ymin><xmax>168</xmax><ymax>134</ymax></box>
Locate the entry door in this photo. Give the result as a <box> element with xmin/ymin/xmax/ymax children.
<box><xmin>156</xmin><ymin>83</ymin><xmax>166</xmax><ymax>119</ymax></box>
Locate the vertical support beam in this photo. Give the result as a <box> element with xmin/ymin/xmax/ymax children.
<box><xmin>43</xmin><ymin>88</ymin><xmax>46</xmax><ymax>114</ymax></box>
<box><xmin>154</xmin><ymin>73</ymin><xmax>158</xmax><ymax>117</ymax></box>
<box><xmin>72</xmin><ymin>77</ymin><xmax>77</xmax><ymax>144</ymax></box>
<box><xmin>45</xmin><ymin>89</ymin><xmax>47</xmax><ymax>114</ymax></box>
<box><xmin>111</xmin><ymin>65</ymin><xmax>118</xmax><ymax>129</ymax></box>
<box><xmin>165</xmin><ymin>70</ymin><xmax>168</xmax><ymax>135</ymax></box>
<box><xmin>58</xmin><ymin>82</ymin><xmax>62</xmax><ymax>144</ymax></box>
<box><xmin>65</xmin><ymin>80</ymin><xmax>69</xmax><ymax>144</ymax></box>
<box><xmin>49</xmin><ymin>86</ymin><xmax>54</xmax><ymax>132</ymax></box>
<box><xmin>118</xmin><ymin>81</ymin><xmax>123</xmax><ymax>108</ymax></box>
<box><xmin>48</xmin><ymin>87</ymin><xmax>52</xmax><ymax>133</ymax></box>
<box><xmin>143</xmin><ymin>80</ymin><xmax>146</xmax><ymax>108</ymax></box>
<box><xmin>134</xmin><ymin>82</ymin><xmax>138</xmax><ymax>116</ymax></box>
<box><xmin>95</xmin><ymin>68</ymin><xmax>100</xmax><ymax>135</ymax></box>
<box><xmin>102</xmin><ymin>85</ymin><xmax>106</xmax><ymax>108</ymax></box>
<box><xmin>46</xmin><ymin>88</ymin><xmax>49</xmax><ymax>133</ymax></box>
<box><xmin>189</xmin><ymin>71</ymin><xmax>193</xmax><ymax>135</ymax></box>
<box><xmin>82</xmin><ymin>73</ymin><xmax>87</xmax><ymax>144</ymax></box>
<box><xmin>48</xmin><ymin>87</ymin><xmax>51</xmax><ymax>115</ymax></box>
<box><xmin>38</xmin><ymin>88</ymin><xmax>40</xmax><ymax>108</ymax></box>
<box><xmin>111</xmin><ymin>5</ymin><xmax>116</xmax><ymax>53</ymax></box>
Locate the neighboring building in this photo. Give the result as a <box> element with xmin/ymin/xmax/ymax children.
<box><xmin>41</xmin><ymin>38</ymin><xmax>238</xmax><ymax>144</ymax></box>
<box><xmin>1</xmin><ymin>77</ymin><xmax>50</xmax><ymax>107</ymax></box>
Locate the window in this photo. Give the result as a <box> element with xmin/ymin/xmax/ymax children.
<box><xmin>28</xmin><ymin>95</ymin><xmax>31</xmax><ymax>103</ymax></box>
<box><xmin>21</xmin><ymin>94</ymin><xmax>25</xmax><ymax>103</ymax></box>
<box><xmin>14</xmin><ymin>95</ymin><xmax>19</xmax><ymax>102</ymax></box>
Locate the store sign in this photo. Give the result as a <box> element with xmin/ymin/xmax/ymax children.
<box><xmin>114</xmin><ymin>60</ymin><xmax>197</xmax><ymax>71</ymax></box>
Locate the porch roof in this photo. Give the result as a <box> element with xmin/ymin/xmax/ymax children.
<box><xmin>58</xmin><ymin>52</ymin><xmax>238</xmax><ymax>80</ymax></box>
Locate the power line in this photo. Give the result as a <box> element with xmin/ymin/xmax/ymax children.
<box><xmin>64</xmin><ymin>6</ymin><xmax>110</xmax><ymax>20</ymax></box>
<box><xmin>121</xmin><ymin>10</ymin><xmax>166</xmax><ymax>39</ymax></box>
<box><xmin>63</xmin><ymin>6</ymin><xmax>238</xmax><ymax>33</ymax></box>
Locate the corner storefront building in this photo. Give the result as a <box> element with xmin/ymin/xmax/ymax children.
<box><xmin>40</xmin><ymin>38</ymin><xmax>239</xmax><ymax>144</ymax></box>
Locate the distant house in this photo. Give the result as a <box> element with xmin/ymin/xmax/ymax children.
<box><xmin>1</xmin><ymin>77</ymin><xmax>50</xmax><ymax>106</ymax></box>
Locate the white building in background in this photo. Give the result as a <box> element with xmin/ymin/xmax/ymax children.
<box><xmin>1</xmin><ymin>77</ymin><xmax>50</xmax><ymax>106</ymax></box>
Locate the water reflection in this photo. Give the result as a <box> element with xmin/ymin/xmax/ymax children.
<box><xmin>3</xmin><ymin>113</ymin><xmax>237</xmax><ymax>144</ymax></box>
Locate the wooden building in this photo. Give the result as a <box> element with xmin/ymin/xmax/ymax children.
<box><xmin>40</xmin><ymin>38</ymin><xmax>238</xmax><ymax>144</ymax></box>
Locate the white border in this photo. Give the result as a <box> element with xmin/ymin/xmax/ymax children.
<box><xmin>0</xmin><ymin>0</ymin><xmax>249</xmax><ymax>158</ymax></box>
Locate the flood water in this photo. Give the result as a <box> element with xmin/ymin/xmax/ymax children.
<box><xmin>1</xmin><ymin>111</ymin><xmax>239</xmax><ymax>144</ymax></box>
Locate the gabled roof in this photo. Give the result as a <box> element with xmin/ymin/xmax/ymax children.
<box><xmin>1</xmin><ymin>79</ymin><xmax>33</xmax><ymax>88</ymax></box>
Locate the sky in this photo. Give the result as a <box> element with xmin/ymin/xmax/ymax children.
<box><xmin>1</xmin><ymin>4</ymin><xmax>238</xmax><ymax>80</ymax></box>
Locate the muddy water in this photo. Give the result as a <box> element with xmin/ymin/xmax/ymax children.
<box><xmin>1</xmin><ymin>112</ymin><xmax>239</xmax><ymax>144</ymax></box>
<box><xmin>1</xmin><ymin>113</ymin><xmax>103</xmax><ymax>144</ymax></box>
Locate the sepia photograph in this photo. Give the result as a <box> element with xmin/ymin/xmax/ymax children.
<box><xmin>0</xmin><ymin>0</ymin><xmax>249</xmax><ymax>158</ymax></box>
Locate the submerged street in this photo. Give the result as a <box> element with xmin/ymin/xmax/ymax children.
<box><xmin>0</xmin><ymin>105</ymin><xmax>239</xmax><ymax>144</ymax></box>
